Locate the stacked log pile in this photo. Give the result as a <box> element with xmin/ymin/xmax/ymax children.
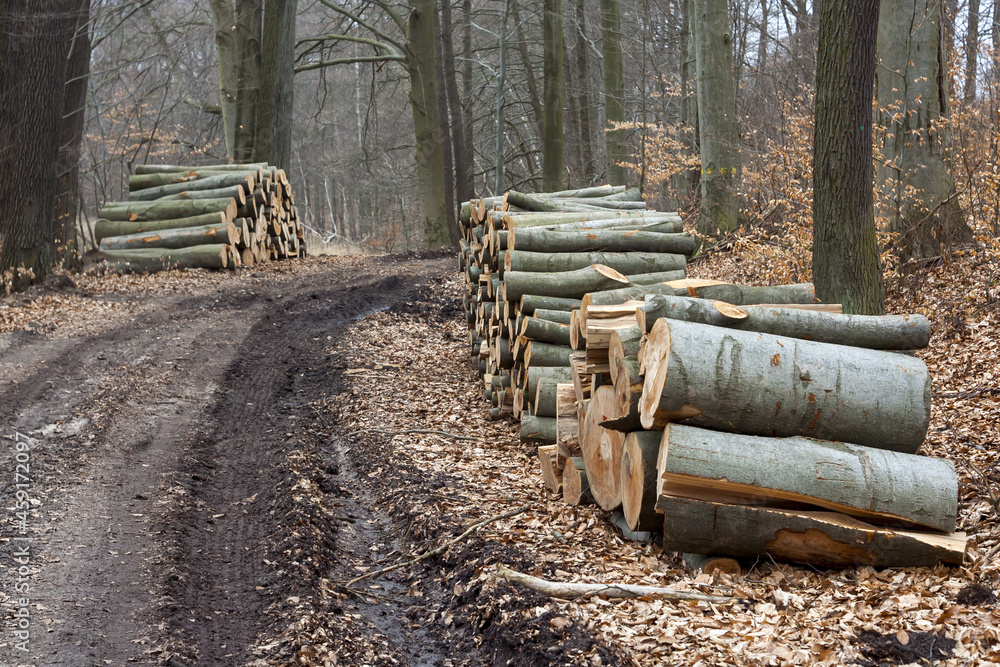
<box><xmin>94</xmin><ymin>162</ymin><xmax>305</xmax><ymax>272</ymax></box>
<box><xmin>459</xmin><ymin>191</ymin><xmax>966</xmax><ymax>569</ymax></box>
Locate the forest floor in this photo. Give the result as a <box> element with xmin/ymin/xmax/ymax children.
<box><xmin>0</xmin><ymin>248</ymin><xmax>997</xmax><ymax>666</ymax></box>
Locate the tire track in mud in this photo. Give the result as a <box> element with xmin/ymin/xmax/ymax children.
<box><xmin>0</xmin><ymin>256</ymin><xmax>452</xmax><ymax>666</ymax></box>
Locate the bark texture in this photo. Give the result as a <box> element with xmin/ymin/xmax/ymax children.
<box><xmin>813</xmin><ymin>0</ymin><xmax>886</xmax><ymax>314</ymax></box>
<box><xmin>639</xmin><ymin>319</ymin><xmax>931</xmax><ymax>452</ymax></box>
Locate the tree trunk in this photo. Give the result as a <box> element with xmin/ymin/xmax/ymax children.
<box><xmin>99</xmin><ymin>223</ymin><xmax>239</xmax><ymax>252</ymax></box>
<box><xmin>210</xmin><ymin>0</ymin><xmax>240</xmax><ymax>157</ymax></box>
<box><xmin>601</xmin><ymin>0</ymin><xmax>628</xmax><ymax>185</ymax></box>
<box><xmin>53</xmin><ymin>0</ymin><xmax>91</xmax><ymax>266</ymax></box>
<box><xmin>94</xmin><ymin>212</ymin><xmax>231</xmax><ymax>244</ymax></box>
<box><xmin>406</xmin><ymin>0</ymin><xmax>451</xmax><ymax>248</ymax></box>
<box><xmin>543</xmin><ymin>0</ymin><xmax>565</xmax><ymax>191</ymax></box>
<box><xmin>693</xmin><ymin>0</ymin><xmax>740</xmax><ymax>235</ymax></box>
<box><xmin>519</xmin><ymin>295</ymin><xmax>583</xmax><ymax>314</ymax></box>
<box><xmin>439</xmin><ymin>0</ymin><xmax>473</xmax><ymax>205</ymax></box>
<box><xmin>503</xmin><ymin>211</ymin><xmax>680</xmax><ymax>230</ymax></box>
<box><xmin>433</xmin><ymin>3</ymin><xmax>459</xmax><ymax>246</ymax></box>
<box><xmin>657</xmin><ymin>423</ymin><xmax>957</xmax><ymax>532</ymax></box>
<box><xmin>639</xmin><ymin>319</ymin><xmax>931</xmax><ymax>452</ymax></box>
<box><xmin>533</xmin><ymin>309</ymin><xmax>573</xmax><ymax>324</ymax></box>
<box><xmin>504</xmin><ymin>265</ymin><xmax>628</xmax><ymax>300</ymax></box>
<box><xmin>639</xmin><ymin>294</ymin><xmax>930</xmax><ymax>349</ymax></box>
<box><xmin>876</xmin><ymin>0</ymin><xmax>969</xmax><ymax>261</ymax></box>
<box><xmin>253</xmin><ymin>0</ymin><xmax>296</xmax><ymax>170</ymax></box>
<box><xmin>659</xmin><ymin>497</ymin><xmax>967</xmax><ymax>568</ymax></box>
<box><xmin>100</xmin><ymin>244</ymin><xmax>231</xmax><ymax>273</ymax></box>
<box><xmin>0</xmin><ymin>0</ymin><xmax>78</xmax><ymax>291</ymax></box>
<box><xmin>509</xmin><ymin>229</ymin><xmax>695</xmax><ymax>254</ymax></box>
<box><xmin>813</xmin><ymin>0</ymin><xmax>885</xmax><ymax>314</ymax></box>
<box><xmin>620</xmin><ymin>430</ymin><xmax>662</xmax><ymax>531</ymax></box>
<box><xmin>524</xmin><ymin>341</ymin><xmax>573</xmax><ymax>367</ymax></box>
<box><xmin>677</xmin><ymin>0</ymin><xmax>700</xmax><ymax>198</ymax></box>
<box><xmin>965</xmin><ymin>0</ymin><xmax>980</xmax><ymax>105</ymax></box>
<box><xmin>574</xmin><ymin>0</ymin><xmax>596</xmax><ymax>181</ymax></box>
<box><xmin>234</xmin><ymin>0</ymin><xmax>262</xmax><ymax>161</ymax></box>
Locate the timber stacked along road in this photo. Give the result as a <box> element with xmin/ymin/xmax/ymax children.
<box><xmin>95</xmin><ymin>162</ymin><xmax>305</xmax><ymax>272</ymax></box>
<box><xmin>459</xmin><ymin>188</ymin><xmax>965</xmax><ymax>571</ymax></box>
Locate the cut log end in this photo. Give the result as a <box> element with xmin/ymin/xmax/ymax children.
<box><xmin>592</xmin><ymin>263</ymin><xmax>630</xmax><ymax>283</ymax></box>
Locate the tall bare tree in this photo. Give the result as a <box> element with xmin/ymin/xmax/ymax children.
<box><xmin>693</xmin><ymin>0</ymin><xmax>740</xmax><ymax>235</ymax></box>
<box><xmin>0</xmin><ymin>0</ymin><xmax>80</xmax><ymax>290</ymax></box>
<box><xmin>813</xmin><ymin>0</ymin><xmax>885</xmax><ymax>315</ymax></box>
<box><xmin>543</xmin><ymin>0</ymin><xmax>565</xmax><ymax>191</ymax></box>
<box><xmin>876</xmin><ymin>0</ymin><xmax>968</xmax><ymax>260</ymax></box>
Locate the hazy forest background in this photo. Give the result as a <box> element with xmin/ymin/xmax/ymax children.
<box><xmin>2</xmin><ymin>0</ymin><xmax>1000</xmax><ymax>297</ymax></box>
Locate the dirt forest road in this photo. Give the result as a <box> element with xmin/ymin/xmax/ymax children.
<box><xmin>0</xmin><ymin>252</ymin><xmax>610</xmax><ymax>667</ymax></box>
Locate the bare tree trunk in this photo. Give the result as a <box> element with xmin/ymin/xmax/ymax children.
<box><xmin>876</xmin><ymin>0</ymin><xmax>969</xmax><ymax>261</ymax></box>
<box><xmin>406</xmin><ymin>0</ymin><xmax>451</xmax><ymax>247</ymax></box>
<box><xmin>210</xmin><ymin>0</ymin><xmax>240</xmax><ymax>157</ymax></box>
<box><xmin>0</xmin><ymin>0</ymin><xmax>77</xmax><ymax>291</ymax></box>
<box><xmin>440</xmin><ymin>0</ymin><xmax>473</xmax><ymax>204</ymax></box>
<box><xmin>965</xmin><ymin>0</ymin><xmax>979</xmax><ymax>104</ymax></box>
<box><xmin>574</xmin><ymin>0</ymin><xmax>596</xmax><ymax>182</ymax></box>
<box><xmin>602</xmin><ymin>0</ymin><xmax>628</xmax><ymax>185</ymax></box>
<box><xmin>54</xmin><ymin>0</ymin><xmax>91</xmax><ymax>268</ymax></box>
<box><xmin>676</xmin><ymin>0</ymin><xmax>699</xmax><ymax>198</ymax></box>
<box><xmin>434</xmin><ymin>2</ymin><xmax>459</xmax><ymax>243</ymax></box>
<box><xmin>234</xmin><ymin>0</ymin><xmax>262</xmax><ymax>161</ymax></box>
<box><xmin>543</xmin><ymin>0</ymin><xmax>565</xmax><ymax>192</ymax></box>
<box><xmin>693</xmin><ymin>0</ymin><xmax>740</xmax><ymax>235</ymax></box>
<box><xmin>253</xmin><ymin>0</ymin><xmax>297</xmax><ymax>170</ymax></box>
<box><xmin>813</xmin><ymin>0</ymin><xmax>885</xmax><ymax>315</ymax></box>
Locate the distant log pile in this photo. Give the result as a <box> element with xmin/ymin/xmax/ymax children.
<box><xmin>459</xmin><ymin>188</ymin><xmax>965</xmax><ymax>570</ymax></box>
<box><xmin>95</xmin><ymin>162</ymin><xmax>305</xmax><ymax>273</ymax></box>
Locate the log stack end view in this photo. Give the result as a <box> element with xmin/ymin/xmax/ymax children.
<box><xmin>459</xmin><ymin>187</ymin><xmax>966</xmax><ymax>571</ymax></box>
<box><xmin>95</xmin><ymin>162</ymin><xmax>306</xmax><ymax>273</ymax></box>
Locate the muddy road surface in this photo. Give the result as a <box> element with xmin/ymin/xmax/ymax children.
<box><xmin>0</xmin><ymin>253</ymin><xmax>616</xmax><ymax>667</ymax></box>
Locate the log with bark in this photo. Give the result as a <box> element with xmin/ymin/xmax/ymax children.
<box><xmin>94</xmin><ymin>211</ymin><xmax>231</xmax><ymax>244</ymax></box>
<box><xmin>659</xmin><ymin>497</ymin><xmax>967</xmax><ymax>568</ymax></box>
<box><xmin>128</xmin><ymin>171</ymin><xmax>254</xmax><ymax>201</ymax></box>
<box><xmin>99</xmin><ymin>244</ymin><xmax>230</xmax><ymax>272</ymax></box>
<box><xmin>521</xmin><ymin>415</ymin><xmax>557</xmax><ymax>444</ymax></box>
<box><xmin>655</xmin><ymin>424</ymin><xmax>957</xmax><ymax>531</ymax></box>
<box><xmin>99</xmin><ymin>223</ymin><xmax>238</xmax><ymax>251</ymax></box>
<box><xmin>640</xmin><ymin>293</ymin><xmax>931</xmax><ymax>349</ymax></box>
<box><xmin>504</xmin><ymin>250</ymin><xmax>687</xmax><ymax>275</ymax></box>
<box><xmin>639</xmin><ymin>319</ymin><xmax>931</xmax><ymax>451</ymax></box>
<box><xmin>98</xmin><ymin>198</ymin><xmax>238</xmax><ymax>222</ymax></box>
<box><xmin>508</xmin><ymin>228</ymin><xmax>696</xmax><ymax>255</ymax></box>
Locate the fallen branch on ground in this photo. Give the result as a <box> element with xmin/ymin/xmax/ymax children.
<box><xmin>340</xmin><ymin>505</ymin><xmax>530</xmax><ymax>589</ymax></box>
<box><xmin>495</xmin><ymin>565</ymin><xmax>736</xmax><ymax>604</ymax></box>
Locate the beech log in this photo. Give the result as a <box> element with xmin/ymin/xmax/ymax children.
<box><xmin>160</xmin><ymin>184</ymin><xmax>246</xmax><ymax>205</ymax></box>
<box><xmin>521</xmin><ymin>415</ymin><xmax>557</xmax><ymax>444</ymax></box>
<box><xmin>556</xmin><ymin>383</ymin><xmax>581</xmax><ymax>456</ymax></box>
<box><xmin>533</xmin><ymin>308</ymin><xmax>573</xmax><ymax>324</ymax></box>
<box><xmin>99</xmin><ymin>198</ymin><xmax>237</xmax><ymax>222</ymax></box>
<box><xmin>525</xmin><ymin>367</ymin><xmax>573</xmax><ymax>400</ymax></box>
<box><xmin>99</xmin><ymin>244</ymin><xmax>230</xmax><ymax>272</ymax></box>
<box><xmin>655</xmin><ymin>423</ymin><xmax>957</xmax><ymax>531</ymax></box>
<box><xmin>524</xmin><ymin>342</ymin><xmax>573</xmax><ymax>367</ymax></box>
<box><xmin>99</xmin><ymin>223</ymin><xmax>238</xmax><ymax>251</ymax></box>
<box><xmin>133</xmin><ymin>162</ymin><xmax>267</xmax><ymax>174</ymax></box>
<box><xmin>509</xmin><ymin>229</ymin><xmax>696</xmax><ymax>255</ymax></box>
<box><xmin>538</xmin><ymin>445</ymin><xmax>564</xmax><ymax>493</ymax></box>
<box><xmin>580</xmin><ymin>386</ymin><xmax>626</xmax><ymax>510</ymax></box>
<box><xmin>129</xmin><ymin>172</ymin><xmax>253</xmax><ymax>201</ymax></box>
<box><xmin>519</xmin><ymin>295</ymin><xmax>584</xmax><ymax>313</ymax></box>
<box><xmin>562</xmin><ymin>457</ymin><xmax>594</xmax><ymax>505</ymax></box>
<box><xmin>520</xmin><ymin>316</ymin><xmax>572</xmax><ymax>346</ymax></box>
<box><xmin>639</xmin><ymin>319</ymin><xmax>931</xmax><ymax>451</ymax></box>
<box><xmin>641</xmin><ymin>294</ymin><xmax>931</xmax><ymax>349</ymax></box>
<box><xmin>659</xmin><ymin>498</ymin><xmax>967</xmax><ymax>568</ymax></box>
<box><xmin>504</xmin><ymin>250</ymin><xmax>686</xmax><ymax>275</ymax></box>
<box><xmin>620</xmin><ymin>431</ymin><xmax>663</xmax><ymax>531</ymax></box>
<box><xmin>94</xmin><ymin>212</ymin><xmax>230</xmax><ymax>243</ymax></box>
